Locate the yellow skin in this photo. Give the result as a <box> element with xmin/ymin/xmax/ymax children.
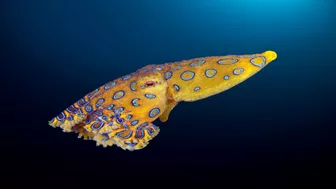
<box><xmin>49</xmin><ymin>50</ymin><xmax>277</xmax><ymax>151</ymax></box>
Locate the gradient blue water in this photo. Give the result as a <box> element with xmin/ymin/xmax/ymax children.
<box><xmin>6</xmin><ymin>0</ymin><xmax>334</xmax><ymax>185</ymax></box>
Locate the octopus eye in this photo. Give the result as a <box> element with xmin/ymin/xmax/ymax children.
<box><xmin>145</xmin><ymin>81</ymin><xmax>155</xmax><ymax>87</ymax></box>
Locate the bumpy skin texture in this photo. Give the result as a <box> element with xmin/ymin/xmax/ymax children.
<box><xmin>49</xmin><ymin>50</ymin><xmax>277</xmax><ymax>151</ymax></box>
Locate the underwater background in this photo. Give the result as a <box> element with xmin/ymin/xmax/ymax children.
<box><xmin>6</xmin><ymin>0</ymin><xmax>334</xmax><ymax>187</ymax></box>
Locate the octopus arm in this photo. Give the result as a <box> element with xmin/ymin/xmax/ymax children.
<box><xmin>159</xmin><ymin>100</ymin><xmax>178</xmax><ymax>122</ymax></box>
<box><xmin>49</xmin><ymin>68</ymin><xmax>167</xmax><ymax>151</ymax></box>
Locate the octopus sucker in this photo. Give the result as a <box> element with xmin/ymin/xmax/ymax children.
<box><xmin>49</xmin><ymin>50</ymin><xmax>277</xmax><ymax>151</ymax></box>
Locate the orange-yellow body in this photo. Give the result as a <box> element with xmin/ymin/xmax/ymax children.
<box><xmin>49</xmin><ymin>50</ymin><xmax>277</xmax><ymax>151</ymax></box>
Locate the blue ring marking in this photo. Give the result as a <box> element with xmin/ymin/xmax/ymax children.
<box><xmin>189</xmin><ymin>59</ymin><xmax>205</xmax><ymax>67</ymax></box>
<box><xmin>130</xmin><ymin>81</ymin><xmax>137</xmax><ymax>91</ymax></box>
<box><xmin>194</xmin><ymin>87</ymin><xmax>200</xmax><ymax>91</ymax></box>
<box><xmin>127</xmin><ymin>115</ymin><xmax>132</xmax><ymax>120</ymax></box>
<box><xmin>152</xmin><ymin>65</ymin><xmax>163</xmax><ymax>71</ymax></box>
<box><xmin>131</xmin><ymin>120</ymin><xmax>139</xmax><ymax>126</ymax></box>
<box><xmin>173</xmin><ymin>84</ymin><xmax>180</xmax><ymax>91</ymax></box>
<box><xmin>107</xmin><ymin>104</ymin><xmax>114</xmax><ymax>110</ymax></box>
<box><xmin>96</xmin><ymin>98</ymin><xmax>105</xmax><ymax>108</ymax></box>
<box><xmin>104</xmin><ymin>81</ymin><xmax>117</xmax><ymax>90</ymax></box>
<box><xmin>101</xmin><ymin>133</ymin><xmax>109</xmax><ymax>141</ymax></box>
<box><xmin>102</xmin><ymin>138</ymin><xmax>108</xmax><ymax>142</ymax></box>
<box><xmin>149</xmin><ymin>108</ymin><xmax>160</xmax><ymax>118</ymax></box>
<box><xmin>123</xmin><ymin>124</ymin><xmax>129</xmax><ymax>129</ymax></box>
<box><xmin>115</xmin><ymin>113</ymin><xmax>120</xmax><ymax>118</ymax></box>
<box><xmin>114</xmin><ymin>107</ymin><xmax>124</xmax><ymax>114</ymax></box>
<box><xmin>85</xmin><ymin>118</ymin><xmax>92</xmax><ymax>124</ymax></box>
<box><xmin>50</xmin><ymin>118</ymin><xmax>55</xmax><ymax>122</ymax></box>
<box><xmin>205</xmin><ymin>69</ymin><xmax>217</xmax><ymax>78</ymax></box>
<box><xmin>107</xmin><ymin>121</ymin><xmax>114</xmax><ymax>126</ymax></box>
<box><xmin>218</xmin><ymin>58</ymin><xmax>238</xmax><ymax>65</ymax></box>
<box><xmin>116</xmin><ymin>118</ymin><xmax>124</xmax><ymax>124</ymax></box>
<box><xmin>77</xmin><ymin>98</ymin><xmax>88</xmax><ymax>107</ymax></box>
<box><xmin>164</xmin><ymin>71</ymin><xmax>173</xmax><ymax>80</ymax></box>
<box><xmin>76</xmin><ymin>109</ymin><xmax>83</xmax><ymax>116</ymax></box>
<box><xmin>170</xmin><ymin>64</ymin><xmax>182</xmax><ymax>70</ymax></box>
<box><xmin>136</xmin><ymin>129</ymin><xmax>144</xmax><ymax>139</ymax></box>
<box><xmin>233</xmin><ymin>68</ymin><xmax>244</xmax><ymax>75</ymax></box>
<box><xmin>180</xmin><ymin>70</ymin><xmax>195</xmax><ymax>81</ymax></box>
<box><xmin>113</xmin><ymin>90</ymin><xmax>125</xmax><ymax>100</ymax></box>
<box><xmin>85</xmin><ymin>105</ymin><xmax>93</xmax><ymax>113</ymax></box>
<box><xmin>66</xmin><ymin>105</ymin><xmax>78</xmax><ymax>113</ymax></box>
<box><xmin>116</xmin><ymin>130</ymin><xmax>133</xmax><ymax>139</ymax></box>
<box><xmin>56</xmin><ymin>112</ymin><xmax>66</xmax><ymax>121</ymax></box>
<box><xmin>145</xmin><ymin>94</ymin><xmax>156</xmax><ymax>99</ymax></box>
<box><xmin>238</xmin><ymin>54</ymin><xmax>255</xmax><ymax>58</ymax></box>
<box><xmin>102</xmin><ymin>116</ymin><xmax>108</xmax><ymax>121</ymax></box>
<box><xmin>68</xmin><ymin>115</ymin><xmax>73</xmax><ymax>121</ymax></box>
<box><xmin>91</xmin><ymin>121</ymin><xmax>104</xmax><ymax>130</ymax></box>
<box><xmin>138</xmin><ymin>122</ymin><xmax>148</xmax><ymax>128</ymax></box>
<box><xmin>224</xmin><ymin>75</ymin><xmax>230</xmax><ymax>80</ymax></box>
<box><xmin>151</xmin><ymin>123</ymin><xmax>158</xmax><ymax>130</ymax></box>
<box><xmin>95</xmin><ymin>111</ymin><xmax>103</xmax><ymax>116</ymax></box>
<box><xmin>122</xmin><ymin>74</ymin><xmax>132</xmax><ymax>81</ymax></box>
<box><xmin>125</xmin><ymin>141</ymin><xmax>138</xmax><ymax>147</ymax></box>
<box><xmin>104</xmin><ymin>84</ymin><xmax>110</xmax><ymax>90</ymax></box>
<box><xmin>88</xmin><ymin>88</ymin><xmax>99</xmax><ymax>99</ymax></box>
<box><xmin>250</xmin><ymin>56</ymin><xmax>266</xmax><ymax>67</ymax></box>
<box><xmin>146</xmin><ymin>128</ymin><xmax>155</xmax><ymax>136</ymax></box>
<box><xmin>131</xmin><ymin>98</ymin><xmax>140</xmax><ymax>107</ymax></box>
<box><xmin>156</xmin><ymin>65</ymin><xmax>164</xmax><ymax>70</ymax></box>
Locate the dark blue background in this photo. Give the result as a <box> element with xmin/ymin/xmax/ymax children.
<box><xmin>5</xmin><ymin>0</ymin><xmax>334</xmax><ymax>187</ymax></box>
